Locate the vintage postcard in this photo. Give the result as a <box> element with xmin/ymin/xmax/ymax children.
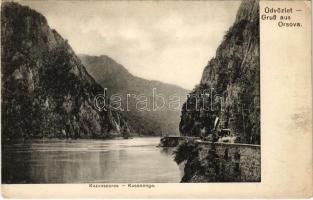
<box><xmin>1</xmin><ymin>0</ymin><xmax>312</xmax><ymax>198</ymax></box>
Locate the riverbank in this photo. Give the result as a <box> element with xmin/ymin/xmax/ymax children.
<box><xmin>158</xmin><ymin>136</ymin><xmax>199</xmax><ymax>147</ymax></box>
<box><xmin>172</xmin><ymin>140</ymin><xmax>261</xmax><ymax>182</ymax></box>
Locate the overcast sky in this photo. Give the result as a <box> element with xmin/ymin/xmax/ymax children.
<box><xmin>21</xmin><ymin>1</ymin><xmax>240</xmax><ymax>90</ymax></box>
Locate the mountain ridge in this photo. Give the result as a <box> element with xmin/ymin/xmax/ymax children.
<box><xmin>78</xmin><ymin>54</ymin><xmax>188</xmax><ymax>92</ymax></box>
<box><xmin>80</xmin><ymin>54</ymin><xmax>189</xmax><ymax>136</ymax></box>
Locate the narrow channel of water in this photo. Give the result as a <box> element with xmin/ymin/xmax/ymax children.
<box><xmin>2</xmin><ymin>137</ymin><xmax>182</xmax><ymax>183</ymax></box>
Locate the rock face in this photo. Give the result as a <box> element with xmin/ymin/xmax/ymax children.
<box><xmin>1</xmin><ymin>2</ymin><xmax>129</xmax><ymax>139</ymax></box>
<box><xmin>80</xmin><ymin>55</ymin><xmax>188</xmax><ymax>136</ymax></box>
<box><xmin>174</xmin><ymin>140</ymin><xmax>261</xmax><ymax>182</ymax></box>
<box><xmin>179</xmin><ymin>0</ymin><xmax>260</xmax><ymax>144</ymax></box>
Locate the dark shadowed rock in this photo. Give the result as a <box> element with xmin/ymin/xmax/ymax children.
<box><xmin>1</xmin><ymin>2</ymin><xmax>129</xmax><ymax>139</ymax></box>
<box><xmin>179</xmin><ymin>0</ymin><xmax>260</xmax><ymax>144</ymax></box>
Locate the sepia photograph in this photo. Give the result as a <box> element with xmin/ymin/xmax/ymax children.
<box><xmin>1</xmin><ymin>0</ymin><xmax>260</xmax><ymax>184</ymax></box>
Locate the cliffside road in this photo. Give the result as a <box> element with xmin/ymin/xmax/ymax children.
<box><xmin>179</xmin><ymin>0</ymin><xmax>260</xmax><ymax>145</ymax></box>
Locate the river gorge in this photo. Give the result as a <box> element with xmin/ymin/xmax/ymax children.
<box><xmin>2</xmin><ymin>138</ymin><xmax>182</xmax><ymax>183</ymax></box>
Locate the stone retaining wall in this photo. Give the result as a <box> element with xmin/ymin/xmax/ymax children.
<box><xmin>196</xmin><ymin>141</ymin><xmax>261</xmax><ymax>182</ymax></box>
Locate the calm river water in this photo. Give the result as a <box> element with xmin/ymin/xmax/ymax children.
<box><xmin>2</xmin><ymin>137</ymin><xmax>182</xmax><ymax>183</ymax></box>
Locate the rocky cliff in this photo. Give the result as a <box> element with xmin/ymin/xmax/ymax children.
<box><xmin>1</xmin><ymin>2</ymin><xmax>129</xmax><ymax>139</ymax></box>
<box><xmin>174</xmin><ymin>140</ymin><xmax>261</xmax><ymax>182</ymax></box>
<box><xmin>179</xmin><ymin>0</ymin><xmax>260</xmax><ymax>144</ymax></box>
<box><xmin>80</xmin><ymin>55</ymin><xmax>188</xmax><ymax>136</ymax></box>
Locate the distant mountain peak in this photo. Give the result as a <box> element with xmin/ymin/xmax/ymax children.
<box><xmin>80</xmin><ymin>54</ymin><xmax>189</xmax><ymax>136</ymax></box>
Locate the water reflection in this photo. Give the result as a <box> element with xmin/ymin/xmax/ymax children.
<box><xmin>2</xmin><ymin>138</ymin><xmax>181</xmax><ymax>183</ymax></box>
